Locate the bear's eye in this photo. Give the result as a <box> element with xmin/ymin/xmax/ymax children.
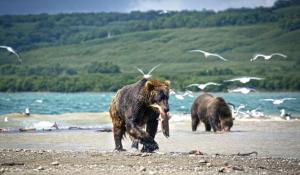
<box><xmin>157</xmin><ymin>90</ymin><xmax>168</xmax><ymax>101</ymax></box>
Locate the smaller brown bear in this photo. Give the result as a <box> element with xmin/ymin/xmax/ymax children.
<box><xmin>191</xmin><ymin>93</ymin><xmax>233</xmax><ymax>132</ymax></box>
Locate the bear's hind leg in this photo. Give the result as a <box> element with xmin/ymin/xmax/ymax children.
<box><xmin>191</xmin><ymin>114</ymin><xmax>200</xmax><ymax>132</ymax></box>
<box><xmin>112</xmin><ymin>119</ymin><xmax>126</xmax><ymax>151</ymax></box>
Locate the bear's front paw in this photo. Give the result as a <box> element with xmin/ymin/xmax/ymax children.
<box><xmin>141</xmin><ymin>142</ymin><xmax>159</xmax><ymax>152</ymax></box>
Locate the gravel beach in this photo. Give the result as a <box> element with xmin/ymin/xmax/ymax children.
<box><xmin>1</xmin><ymin>113</ymin><xmax>300</xmax><ymax>174</ymax></box>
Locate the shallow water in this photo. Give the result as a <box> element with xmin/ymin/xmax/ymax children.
<box><xmin>0</xmin><ymin>92</ymin><xmax>299</xmax><ymax>116</ymax></box>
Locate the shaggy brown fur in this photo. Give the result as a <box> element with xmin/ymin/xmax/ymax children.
<box><xmin>191</xmin><ymin>93</ymin><xmax>233</xmax><ymax>132</ymax></box>
<box><xmin>109</xmin><ymin>78</ymin><xmax>170</xmax><ymax>152</ymax></box>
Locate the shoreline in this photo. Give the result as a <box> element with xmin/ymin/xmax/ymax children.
<box><xmin>1</xmin><ymin>113</ymin><xmax>300</xmax><ymax>159</ymax></box>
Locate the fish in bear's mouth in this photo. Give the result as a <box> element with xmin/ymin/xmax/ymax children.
<box><xmin>150</xmin><ymin>103</ymin><xmax>170</xmax><ymax>138</ymax></box>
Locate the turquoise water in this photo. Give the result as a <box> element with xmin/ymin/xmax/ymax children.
<box><xmin>0</xmin><ymin>92</ymin><xmax>299</xmax><ymax>116</ymax></box>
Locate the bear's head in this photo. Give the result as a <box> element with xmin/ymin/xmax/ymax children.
<box><xmin>144</xmin><ymin>79</ymin><xmax>170</xmax><ymax>116</ymax></box>
<box><xmin>216</xmin><ymin>97</ymin><xmax>234</xmax><ymax>132</ymax></box>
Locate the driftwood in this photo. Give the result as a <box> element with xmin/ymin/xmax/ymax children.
<box><xmin>215</xmin><ymin>151</ymin><xmax>258</xmax><ymax>157</ymax></box>
<box><xmin>19</xmin><ymin>128</ymin><xmax>36</xmax><ymax>132</ymax></box>
<box><xmin>1</xmin><ymin>162</ymin><xmax>24</xmax><ymax>166</ymax></box>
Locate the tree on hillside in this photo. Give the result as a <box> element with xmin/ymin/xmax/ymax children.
<box><xmin>273</xmin><ymin>0</ymin><xmax>300</xmax><ymax>8</ymax></box>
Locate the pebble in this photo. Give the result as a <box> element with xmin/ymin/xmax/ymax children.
<box><xmin>206</xmin><ymin>163</ymin><xmax>212</xmax><ymax>167</ymax></box>
<box><xmin>232</xmin><ymin>166</ymin><xmax>244</xmax><ymax>171</ymax></box>
<box><xmin>139</xmin><ymin>166</ymin><xmax>146</xmax><ymax>172</ymax></box>
<box><xmin>141</xmin><ymin>153</ymin><xmax>150</xmax><ymax>157</ymax></box>
<box><xmin>0</xmin><ymin>168</ymin><xmax>5</xmax><ymax>173</ymax></box>
<box><xmin>36</xmin><ymin>166</ymin><xmax>45</xmax><ymax>171</ymax></box>
<box><xmin>15</xmin><ymin>148</ymin><xmax>22</xmax><ymax>152</ymax></box>
<box><xmin>198</xmin><ymin>159</ymin><xmax>207</xmax><ymax>164</ymax></box>
<box><xmin>148</xmin><ymin>170</ymin><xmax>157</xmax><ymax>175</ymax></box>
<box><xmin>51</xmin><ymin>161</ymin><xmax>59</xmax><ymax>166</ymax></box>
<box><xmin>219</xmin><ymin>167</ymin><xmax>229</xmax><ymax>173</ymax></box>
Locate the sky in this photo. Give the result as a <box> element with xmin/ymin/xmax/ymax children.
<box><xmin>0</xmin><ymin>0</ymin><xmax>277</xmax><ymax>15</ymax></box>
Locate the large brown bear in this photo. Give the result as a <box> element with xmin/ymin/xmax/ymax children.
<box><xmin>191</xmin><ymin>93</ymin><xmax>233</xmax><ymax>132</ymax></box>
<box><xmin>109</xmin><ymin>78</ymin><xmax>170</xmax><ymax>152</ymax></box>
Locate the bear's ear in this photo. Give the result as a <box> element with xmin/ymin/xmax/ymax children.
<box><xmin>164</xmin><ymin>80</ymin><xmax>171</xmax><ymax>87</ymax></box>
<box><xmin>145</xmin><ymin>80</ymin><xmax>155</xmax><ymax>91</ymax></box>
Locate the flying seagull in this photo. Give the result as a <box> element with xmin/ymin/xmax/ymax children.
<box><xmin>135</xmin><ymin>64</ymin><xmax>161</xmax><ymax>79</ymax></box>
<box><xmin>228</xmin><ymin>87</ymin><xmax>256</xmax><ymax>94</ymax></box>
<box><xmin>170</xmin><ymin>89</ymin><xmax>194</xmax><ymax>100</ymax></box>
<box><xmin>225</xmin><ymin>77</ymin><xmax>264</xmax><ymax>84</ymax></box>
<box><xmin>250</xmin><ymin>53</ymin><xmax>287</xmax><ymax>62</ymax></box>
<box><xmin>261</xmin><ymin>98</ymin><xmax>296</xmax><ymax>105</ymax></box>
<box><xmin>188</xmin><ymin>49</ymin><xmax>228</xmax><ymax>61</ymax></box>
<box><xmin>187</xmin><ymin>82</ymin><xmax>221</xmax><ymax>90</ymax></box>
<box><xmin>0</xmin><ymin>45</ymin><xmax>22</xmax><ymax>63</ymax></box>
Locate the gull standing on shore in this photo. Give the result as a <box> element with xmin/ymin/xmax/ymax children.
<box><xmin>187</xmin><ymin>82</ymin><xmax>221</xmax><ymax>90</ymax></box>
<box><xmin>225</xmin><ymin>77</ymin><xmax>264</xmax><ymax>84</ymax></box>
<box><xmin>250</xmin><ymin>53</ymin><xmax>287</xmax><ymax>62</ymax></box>
<box><xmin>188</xmin><ymin>49</ymin><xmax>228</xmax><ymax>61</ymax></box>
<box><xmin>261</xmin><ymin>98</ymin><xmax>296</xmax><ymax>105</ymax></box>
<box><xmin>135</xmin><ymin>64</ymin><xmax>161</xmax><ymax>79</ymax></box>
<box><xmin>0</xmin><ymin>45</ymin><xmax>22</xmax><ymax>63</ymax></box>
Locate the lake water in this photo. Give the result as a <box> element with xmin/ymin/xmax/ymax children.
<box><xmin>0</xmin><ymin>92</ymin><xmax>299</xmax><ymax>116</ymax></box>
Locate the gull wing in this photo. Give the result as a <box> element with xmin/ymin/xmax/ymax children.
<box><xmin>251</xmin><ymin>54</ymin><xmax>264</xmax><ymax>61</ymax></box>
<box><xmin>135</xmin><ymin>67</ymin><xmax>145</xmax><ymax>76</ymax></box>
<box><xmin>211</xmin><ymin>53</ymin><xmax>228</xmax><ymax>61</ymax></box>
<box><xmin>248</xmin><ymin>77</ymin><xmax>264</xmax><ymax>80</ymax></box>
<box><xmin>188</xmin><ymin>49</ymin><xmax>205</xmax><ymax>54</ymax></box>
<box><xmin>262</xmin><ymin>99</ymin><xmax>275</xmax><ymax>102</ymax></box>
<box><xmin>0</xmin><ymin>46</ymin><xmax>10</xmax><ymax>49</ymax></box>
<box><xmin>271</xmin><ymin>53</ymin><xmax>287</xmax><ymax>58</ymax></box>
<box><xmin>224</xmin><ymin>77</ymin><xmax>241</xmax><ymax>82</ymax></box>
<box><xmin>206</xmin><ymin>82</ymin><xmax>221</xmax><ymax>86</ymax></box>
<box><xmin>186</xmin><ymin>84</ymin><xmax>200</xmax><ymax>88</ymax></box>
<box><xmin>147</xmin><ymin>64</ymin><xmax>161</xmax><ymax>75</ymax></box>
<box><xmin>282</xmin><ymin>98</ymin><xmax>296</xmax><ymax>101</ymax></box>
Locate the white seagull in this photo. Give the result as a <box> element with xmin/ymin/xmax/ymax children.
<box><xmin>170</xmin><ymin>89</ymin><xmax>194</xmax><ymax>100</ymax></box>
<box><xmin>261</xmin><ymin>98</ymin><xmax>296</xmax><ymax>105</ymax></box>
<box><xmin>136</xmin><ymin>64</ymin><xmax>161</xmax><ymax>79</ymax></box>
<box><xmin>280</xmin><ymin>109</ymin><xmax>292</xmax><ymax>120</ymax></box>
<box><xmin>4</xmin><ymin>117</ymin><xmax>8</xmax><ymax>122</ymax></box>
<box><xmin>0</xmin><ymin>45</ymin><xmax>22</xmax><ymax>63</ymax></box>
<box><xmin>228</xmin><ymin>87</ymin><xmax>256</xmax><ymax>94</ymax></box>
<box><xmin>188</xmin><ymin>49</ymin><xmax>228</xmax><ymax>61</ymax></box>
<box><xmin>187</xmin><ymin>82</ymin><xmax>221</xmax><ymax>90</ymax></box>
<box><xmin>225</xmin><ymin>76</ymin><xmax>264</xmax><ymax>84</ymax></box>
<box><xmin>250</xmin><ymin>53</ymin><xmax>287</xmax><ymax>62</ymax></box>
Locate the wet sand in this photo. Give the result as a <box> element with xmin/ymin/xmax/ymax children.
<box><xmin>0</xmin><ymin>113</ymin><xmax>300</xmax><ymax>174</ymax></box>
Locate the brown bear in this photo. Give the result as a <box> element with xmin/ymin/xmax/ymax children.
<box><xmin>191</xmin><ymin>93</ymin><xmax>233</xmax><ymax>132</ymax></box>
<box><xmin>109</xmin><ymin>78</ymin><xmax>170</xmax><ymax>152</ymax></box>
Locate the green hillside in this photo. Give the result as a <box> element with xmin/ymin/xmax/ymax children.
<box><xmin>0</xmin><ymin>0</ymin><xmax>299</xmax><ymax>92</ymax></box>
